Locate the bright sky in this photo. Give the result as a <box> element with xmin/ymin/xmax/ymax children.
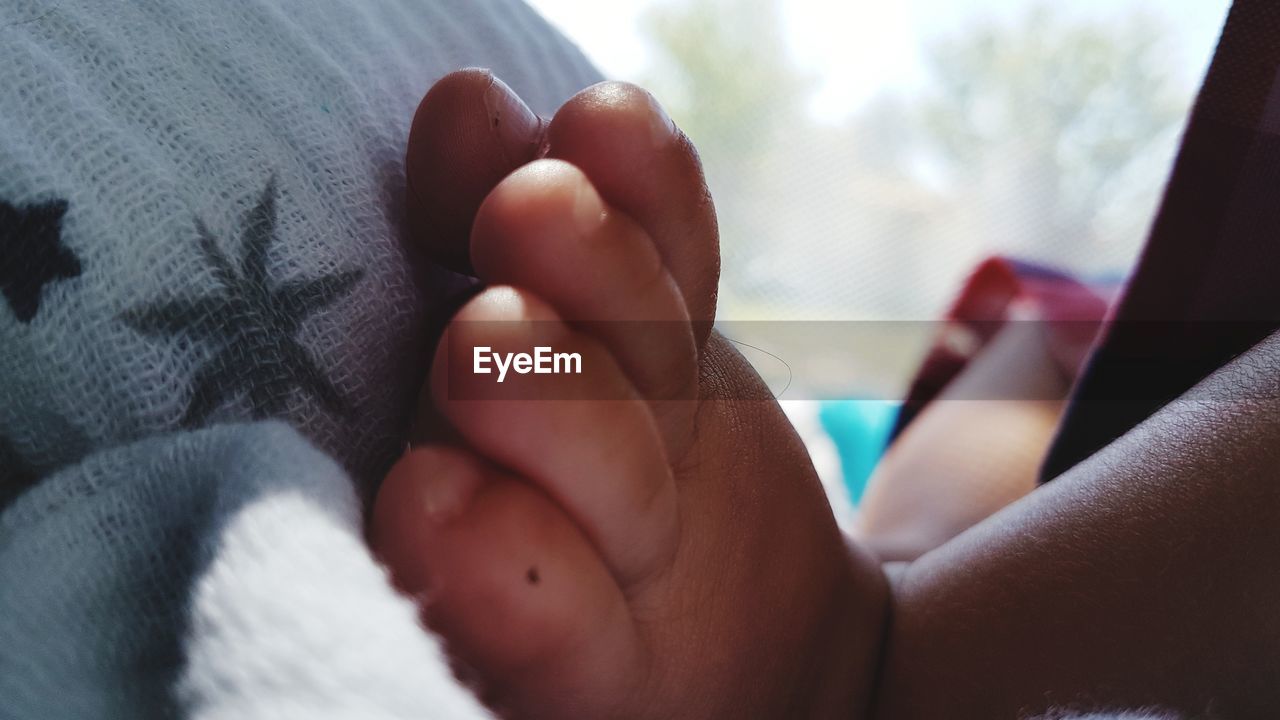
<box><xmin>526</xmin><ymin>0</ymin><xmax>1231</xmax><ymax>123</ymax></box>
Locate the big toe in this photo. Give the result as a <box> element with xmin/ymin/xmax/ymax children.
<box><xmin>547</xmin><ymin>81</ymin><xmax>720</xmax><ymax>344</ymax></box>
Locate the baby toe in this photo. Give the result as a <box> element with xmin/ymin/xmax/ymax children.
<box><xmin>406</xmin><ymin>69</ymin><xmax>545</xmax><ymax>273</ymax></box>
<box><xmin>546</xmin><ymin>81</ymin><xmax>720</xmax><ymax>344</ymax></box>
<box><xmin>371</xmin><ymin>446</ymin><xmax>645</xmax><ymax>717</ymax></box>
<box><xmin>470</xmin><ymin>159</ymin><xmax>699</xmax><ymax>458</ymax></box>
<box><xmin>430</xmin><ymin>286</ymin><xmax>680</xmax><ymax>592</ymax></box>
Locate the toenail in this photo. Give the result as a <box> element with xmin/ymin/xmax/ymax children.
<box><xmin>641</xmin><ymin>89</ymin><xmax>677</xmax><ymax>148</ymax></box>
<box><xmin>420</xmin><ymin>469</ymin><xmax>478</xmax><ymax>523</ymax></box>
<box><xmin>571</xmin><ymin>175</ymin><xmax>606</xmax><ymax>234</ymax></box>
<box><xmin>483</xmin><ymin>74</ymin><xmax>541</xmax><ymax>167</ymax></box>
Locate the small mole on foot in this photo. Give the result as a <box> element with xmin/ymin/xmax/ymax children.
<box><xmin>526</xmin><ymin>566</ymin><xmax>540</xmax><ymax>585</ymax></box>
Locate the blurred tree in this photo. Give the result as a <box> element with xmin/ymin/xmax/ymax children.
<box><xmin>639</xmin><ymin>0</ymin><xmax>808</xmax><ymax>168</ymax></box>
<box><xmin>918</xmin><ymin>5</ymin><xmax>1186</xmax><ymax>269</ymax></box>
<box><xmin>639</xmin><ymin>0</ymin><xmax>813</xmax><ymax>305</ymax></box>
<box><xmin>637</xmin><ymin>0</ymin><xmax>1192</xmax><ymax>327</ymax></box>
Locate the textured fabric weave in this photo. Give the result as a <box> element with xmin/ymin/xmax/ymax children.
<box><xmin>0</xmin><ymin>0</ymin><xmax>599</xmax><ymax>490</ymax></box>
<box><xmin>0</xmin><ymin>0</ymin><xmax>600</xmax><ymax>716</ymax></box>
<box><xmin>1</xmin><ymin>423</ymin><xmax>496</xmax><ymax>719</ymax></box>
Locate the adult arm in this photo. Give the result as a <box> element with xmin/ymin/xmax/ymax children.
<box><xmin>874</xmin><ymin>329</ymin><xmax>1280</xmax><ymax>718</ymax></box>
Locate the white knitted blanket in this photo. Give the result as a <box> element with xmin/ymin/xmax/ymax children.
<box><xmin>0</xmin><ymin>0</ymin><xmax>598</xmax><ymax>716</ymax></box>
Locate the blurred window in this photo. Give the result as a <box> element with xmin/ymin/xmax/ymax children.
<box><xmin>527</xmin><ymin>0</ymin><xmax>1228</xmax><ymax>397</ymax></box>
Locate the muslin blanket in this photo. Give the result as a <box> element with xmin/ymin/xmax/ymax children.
<box><xmin>0</xmin><ymin>1</ymin><xmax>598</xmax><ymax>716</ymax></box>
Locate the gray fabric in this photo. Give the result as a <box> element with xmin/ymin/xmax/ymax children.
<box><xmin>1</xmin><ymin>423</ymin><xmax>495</xmax><ymax>719</ymax></box>
<box><xmin>0</xmin><ymin>0</ymin><xmax>599</xmax><ymax>489</ymax></box>
<box><xmin>0</xmin><ymin>0</ymin><xmax>600</xmax><ymax>716</ymax></box>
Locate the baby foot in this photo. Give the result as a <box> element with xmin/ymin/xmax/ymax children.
<box><xmin>373</xmin><ymin>72</ymin><xmax>888</xmax><ymax>719</ymax></box>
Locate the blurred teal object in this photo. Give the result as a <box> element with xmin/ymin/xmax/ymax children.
<box><xmin>818</xmin><ymin>400</ymin><xmax>900</xmax><ymax>506</ymax></box>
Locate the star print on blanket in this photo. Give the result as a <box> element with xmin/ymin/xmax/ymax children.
<box><xmin>0</xmin><ymin>198</ymin><xmax>81</xmax><ymax>323</ymax></box>
<box><xmin>122</xmin><ymin>177</ymin><xmax>363</xmax><ymax>428</ymax></box>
